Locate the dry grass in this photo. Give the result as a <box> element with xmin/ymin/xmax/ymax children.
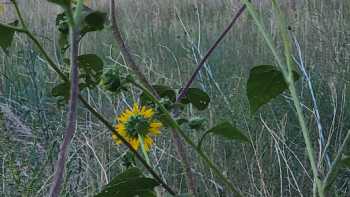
<box><xmin>0</xmin><ymin>0</ymin><xmax>349</xmax><ymax>196</ymax></box>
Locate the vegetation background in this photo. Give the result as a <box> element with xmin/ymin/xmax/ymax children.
<box><xmin>0</xmin><ymin>0</ymin><xmax>349</xmax><ymax>196</ymax></box>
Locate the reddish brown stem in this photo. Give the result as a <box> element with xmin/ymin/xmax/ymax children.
<box><xmin>49</xmin><ymin>27</ymin><xmax>80</xmax><ymax>197</ymax></box>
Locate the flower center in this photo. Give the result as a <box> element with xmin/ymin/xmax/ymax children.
<box><xmin>125</xmin><ymin>115</ymin><xmax>150</xmax><ymax>137</ymax></box>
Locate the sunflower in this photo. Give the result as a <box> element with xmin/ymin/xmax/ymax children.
<box><xmin>112</xmin><ymin>103</ymin><xmax>162</xmax><ymax>151</ymax></box>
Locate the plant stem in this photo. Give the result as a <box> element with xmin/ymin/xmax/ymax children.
<box><xmin>11</xmin><ymin>0</ymin><xmax>27</xmax><ymax>29</ymax></box>
<box><xmin>133</xmin><ymin>81</ymin><xmax>243</xmax><ymax>196</ymax></box>
<box><xmin>139</xmin><ymin>135</ymin><xmax>151</xmax><ymax>165</ymax></box>
<box><xmin>49</xmin><ymin>9</ymin><xmax>80</xmax><ymax>197</ymax></box>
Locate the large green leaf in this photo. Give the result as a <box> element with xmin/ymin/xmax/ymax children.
<box><xmin>77</xmin><ymin>54</ymin><xmax>104</xmax><ymax>88</ymax></box>
<box><xmin>81</xmin><ymin>11</ymin><xmax>107</xmax><ymax>35</ymax></box>
<box><xmin>47</xmin><ymin>0</ymin><xmax>71</xmax><ymax>8</ymax></box>
<box><xmin>180</xmin><ymin>88</ymin><xmax>210</xmax><ymax>111</ymax></box>
<box><xmin>206</xmin><ymin>122</ymin><xmax>249</xmax><ymax>142</ymax></box>
<box><xmin>199</xmin><ymin>122</ymin><xmax>248</xmax><ymax>148</ymax></box>
<box><xmin>247</xmin><ymin>65</ymin><xmax>299</xmax><ymax>113</ymax></box>
<box><xmin>64</xmin><ymin>54</ymin><xmax>104</xmax><ymax>88</ymax></box>
<box><xmin>55</xmin><ymin>6</ymin><xmax>107</xmax><ymax>53</ymax></box>
<box><xmin>153</xmin><ymin>85</ymin><xmax>176</xmax><ymax>102</ymax></box>
<box><xmin>0</xmin><ymin>20</ymin><xmax>19</xmax><ymax>54</ymax></box>
<box><xmin>94</xmin><ymin>167</ymin><xmax>159</xmax><ymax>197</ymax></box>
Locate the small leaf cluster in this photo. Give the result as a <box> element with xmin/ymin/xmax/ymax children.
<box><xmin>94</xmin><ymin>167</ymin><xmax>159</xmax><ymax>197</ymax></box>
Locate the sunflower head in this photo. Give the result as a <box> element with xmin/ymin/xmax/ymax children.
<box><xmin>112</xmin><ymin>103</ymin><xmax>162</xmax><ymax>151</ymax></box>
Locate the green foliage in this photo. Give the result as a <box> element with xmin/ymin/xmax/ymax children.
<box><xmin>199</xmin><ymin>122</ymin><xmax>248</xmax><ymax>148</ymax></box>
<box><xmin>180</xmin><ymin>88</ymin><xmax>210</xmax><ymax>111</ymax></box>
<box><xmin>94</xmin><ymin>167</ymin><xmax>159</xmax><ymax>197</ymax></box>
<box><xmin>52</xmin><ymin>54</ymin><xmax>103</xmax><ymax>105</ymax></box>
<box><xmin>141</xmin><ymin>85</ymin><xmax>176</xmax><ymax>104</ymax></box>
<box><xmin>81</xmin><ymin>11</ymin><xmax>107</xmax><ymax>35</ymax></box>
<box><xmin>64</xmin><ymin>53</ymin><xmax>104</xmax><ymax>88</ymax></box>
<box><xmin>51</xmin><ymin>81</ymin><xmax>70</xmax><ymax>106</ymax></box>
<box><xmin>140</xmin><ymin>85</ymin><xmax>176</xmax><ymax>109</ymax></box>
<box><xmin>76</xmin><ymin>54</ymin><xmax>104</xmax><ymax>88</ymax></box>
<box><xmin>247</xmin><ymin>65</ymin><xmax>299</xmax><ymax>113</ymax></box>
<box><xmin>0</xmin><ymin>21</ymin><xmax>19</xmax><ymax>54</ymax></box>
<box><xmin>100</xmin><ymin>66</ymin><xmax>124</xmax><ymax>93</ymax></box>
<box><xmin>47</xmin><ymin>0</ymin><xmax>71</xmax><ymax>8</ymax></box>
<box><xmin>56</xmin><ymin>6</ymin><xmax>107</xmax><ymax>53</ymax></box>
<box><xmin>188</xmin><ymin>116</ymin><xmax>206</xmax><ymax>130</ymax></box>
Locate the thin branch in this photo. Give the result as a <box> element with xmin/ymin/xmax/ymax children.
<box><xmin>109</xmin><ymin>0</ymin><xmax>197</xmax><ymax>194</ymax></box>
<box><xmin>109</xmin><ymin>0</ymin><xmax>156</xmax><ymax>96</ymax></box>
<box><xmin>176</xmin><ymin>4</ymin><xmax>247</xmax><ymax>101</ymax></box>
<box><xmin>49</xmin><ymin>22</ymin><xmax>80</xmax><ymax>197</ymax></box>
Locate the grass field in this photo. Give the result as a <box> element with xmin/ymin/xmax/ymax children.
<box><xmin>0</xmin><ymin>0</ymin><xmax>350</xmax><ymax>196</ymax></box>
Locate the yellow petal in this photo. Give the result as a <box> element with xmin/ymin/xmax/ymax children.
<box><xmin>130</xmin><ymin>138</ymin><xmax>140</xmax><ymax>150</ymax></box>
<box><xmin>150</xmin><ymin>121</ymin><xmax>162</xmax><ymax>129</ymax></box>
<box><xmin>143</xmin><ymin>136</ymin><xmax>154</xmax><ymax>151</ymax></box>
<box><xmin>116</xmin><ymin>123</ymin><xmax>126</xmax><ymax>133</ymax></box>
<box><xmin>149</xmin><ymin>121</ymin><xmax>162</xmax><ymax>135</ymax></box>
<box><xmin>125</xmin><ymin>109</ymin><xmax>134</xmax><ymax>117</ymax></box>
<box><xmin>132</xmin><ymin>103</ymin><xmax>139</xmax><ymax>113</ymax></box>
<box><xmin>118</xmin><ymin>114</ymin><xmax>129</xmax><ymax>123</ymax></box>
<box><xmin>112</xmin><ymin>133</ymin><xmax>122</xmax><ymax>144</ymax></box>
<box><xmin>140</xmin><ymin>106</ymin><xmax>147</xmax><ymax>114</ymax></box>
<box><xmin>149</xmin><ymin>127</ymin><xmax>161</xmax><ymax>135</ymax></box>
<box><xmin>142</xmin><ymin>108</ymin><xmax>154</xmax><ymax>118</ymax></box>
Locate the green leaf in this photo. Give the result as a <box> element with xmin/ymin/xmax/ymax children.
<box><xmin>94</xmin><ymin>167</ymin><xmax>159</xmax><ymax>197</ymax></box>
<box><xmin>188</xmin><ymin>117</ymin><xmax>206</xmax><ymax>130</ymax></box>
<box><xmin>58</xmin><ymin>32</ymin><xmax>69</xmax><ymax>53</ymax></box>
<box><xmin>77</xmin><ymin>54</ymin><xmax>104</xmax><ymax>87</ymax></box>
<box><xmin>247</xmin><ymin>65</ymin><xmax>299</xmax><ymax>113</ymax></box>
<box><xmin>203</xmin><ymin>122</ymin><xmax>248</xmax><ymax>144</ymax></box>
<box><xmin>47</xmin><ymin>0</ymin><xmax>71</xmax><ymax>8</ymax></box>
<box><xmin>100</xmin><ymin>67</ymin><xmax>123</xmax><ymax>93</ymax></box>
<box><xmin>0</xmin><ymin>20</ymin><xmax>19</xmax><ymax>54</ymax></box>
<box><xmin>81</xmin><ymin>11</ymin><xmax>107</xmax><ymax>35</ymax></box>
<box><xmin>55</xmin><ymin>7</ymin><xmax>107</xmax><ymax>54</ymax></box>
<box><xmin>52</xmin><ymin>81</ymin><xmax>70</xmax><ymax>106</ymax></box>
<box><xmin>181</xmin><ymin>88</ymin><xmax>210</xmax><ymax>111</ymax></box>
<box><xmin>153</xmin><ymin>85</ymin><xmax>176</xmax><ymax>102</ymax></box>
<box><xmin>141</xmin><ymin>85</ymin><xmax>176</xmax><ymax>105</ymax></box>
<box><xmin>65</xmin><ymin>54</ymin><xmax>104</xmax><ymax>89</ymax></box>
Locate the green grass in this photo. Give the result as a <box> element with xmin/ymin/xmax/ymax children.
<box><xmin>0</xmin><ymin>0</ymin><xmax>350</xmax><ymax>196</ymax></box>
